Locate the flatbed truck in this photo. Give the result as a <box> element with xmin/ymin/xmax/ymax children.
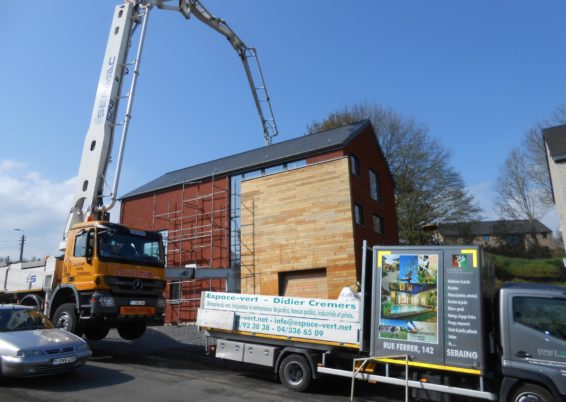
<box><xmin>197</xmin><ymin>245</ymin><xmax>566</xmax><ymax>401</ymax></box>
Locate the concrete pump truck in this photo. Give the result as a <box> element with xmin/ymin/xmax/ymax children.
<box><xmin>0</xmin><ymin>0</ymin><xmax>278</xmax><ymax>341</ymax></box>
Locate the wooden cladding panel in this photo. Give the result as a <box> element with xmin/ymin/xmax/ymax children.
<box><xmin>240</xmin><ymin>158</ymin><xmax>356</xmax><ymax>298</ymax></box>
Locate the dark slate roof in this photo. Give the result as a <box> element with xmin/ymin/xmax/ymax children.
<box><xmin>121</xmin><ymin>120</ymin><xmax>372</xmax><ymax>199</ymax></box>
<box><xmin>543</xmin><ymin>124</ymin><xmax>566</xmax><ymax>163</ymax></box>
<box><xmin>438</xmin><ymin>220</ymin><xmax>552</xmax><ymax>237</ymax></box>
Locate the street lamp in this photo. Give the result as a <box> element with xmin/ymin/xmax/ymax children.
<box><xmin>14</xmin><ymin>229</ymin><xmax>25</xmax><ymax>263</ymax></box>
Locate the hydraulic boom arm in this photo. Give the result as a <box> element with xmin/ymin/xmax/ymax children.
<box><xmin>62</xmin><ymin>0</ymin><xmax>278</xmax><ymax>248</ymax></box>
<box><xmin>172</xmin><ymin>0</ymin><xmax>279</xmax><ymax>146</ymax></box>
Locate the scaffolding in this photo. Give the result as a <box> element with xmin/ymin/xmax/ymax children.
<box><xmin>239</xmin><ymin>198</ymin><xmax>256</xmax><ymax>293</ymax></box>
<box><xmin>153</xmin><ymin>175</ymin><xmax>230</xmax><ymax>322</ymax></box>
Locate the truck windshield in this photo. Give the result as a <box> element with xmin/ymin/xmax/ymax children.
<box><xmin>97</xmin><ymin>228</ymin><xmax>164</xmax><ymax>268</ymax></box>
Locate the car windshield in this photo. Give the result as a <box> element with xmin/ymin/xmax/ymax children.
<box><xmin>0</xmin><ymin>309</ymin><xmax>54</xmax><ymax>332</ymax></box>
<box><xmin>98</xmin><ymin>228</ymin><xmax>164</xmax><ymax>267</ymax></box>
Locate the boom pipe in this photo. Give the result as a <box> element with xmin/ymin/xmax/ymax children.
<box><xmin>98</xmin><ymin>4</ymin><xmax>152</xmax><ymax>214</ymax></box>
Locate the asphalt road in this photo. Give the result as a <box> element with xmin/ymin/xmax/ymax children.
<box><xmin>0</xmin><ymin>326</ymin><xmax>406</xmax><ymax>402</ymax></box>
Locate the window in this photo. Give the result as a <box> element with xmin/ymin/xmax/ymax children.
<box><xmin>369</xmin><ymin>169</ymin><xmax>381</xmax><ymax>201</ymax></box>
<box><xmin>350</xmin><ymin>155</ymin><xmax>360</xmax><ymax>176</ymax></box>
<box><xmin>373</xmin><ymin>214</ymin><xmax>384</xmax><ymax>234</ymax></box>
<box><xmin>354</xmin><ymin>204</ymin><xmax>364</xmax><ymax>225</ymax></box>
<box><xmin>73</xmin><ymin>230</ymin><xmax>88</xmax><ymax>257</ymax></box>
<box><xmin>542</xmin><ymin>232</ymin><xmax>548</xmax><ymax>239</ymax></box>
<box><xmin>169</xmin><ymin>281</ymin><xmax>181</xmax><ymax>301</ymax></box>
<box><xmin>513</xmin><ymin>296</ymin><xmax>566</xmax><ymax>342</ymax></box>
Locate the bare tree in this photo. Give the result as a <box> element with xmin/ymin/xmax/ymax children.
<box><xmin>522</xmin><ymin>104</ymin><xmax>566</xmax><ymax>208</ymax></box>
<box><xmin>493</xmin><ymin>148</ymin><xmax>548</xmax><ymax>247</ymax></box>
<box><xmin>308</xmin><ymin>102</ymin><xmax>482</xmax><ymax>244</ymax></box>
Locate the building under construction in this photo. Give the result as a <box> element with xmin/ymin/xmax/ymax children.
<box><xmin>119</xmin><ymin>120</ymin><xmax>398</xmax><ymax>323</ymax></box>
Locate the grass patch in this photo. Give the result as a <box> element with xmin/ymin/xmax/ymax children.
<box><xmin>485</xmin><ymin>252</ymin><xmax>564</xmax><ymax>281</ymax></box>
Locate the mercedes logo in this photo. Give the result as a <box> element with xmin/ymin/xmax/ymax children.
<box><xmin>133</xmin><ymin>279</ymin><xmax>144</xmax><ymax>291</ymax></box>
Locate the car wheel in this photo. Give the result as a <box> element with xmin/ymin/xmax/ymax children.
<box><xmin>278</xmin><ymin>354</ymin><xmax>312</xmax><ymax>392</ymax></box>
<box><xmin>117</xmin><ymin>322</ymin><xmax>146</xmax><ymax>340</ymax></box>
<box><xmin>53</xmin><ymin>303</ymin><xmax>83</xmax><ymax>336</ymax></box>
<box><xmin>84</xmin><ymin>326</ymin><xmax>110</xmax><ymax>341</ymax></box>
<box><xmin>510</xmin><ymin>383</ymin><xmax>554</xmax><ymax>402</ymax></box>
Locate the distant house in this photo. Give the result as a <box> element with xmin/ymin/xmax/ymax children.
<box><xmin>543</xmin><ymin>124</ymin><xmax>566</xmax><ymax>251</ymax></box>
<box><xmin>437</xmin><ymin>220</ymin><xmax>555</xmax><ymax>250</ymax></box>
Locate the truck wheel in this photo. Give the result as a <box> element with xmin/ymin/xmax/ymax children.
<box><xmin>278</xmin><ymin>354</ymin><xmax>312</xmax><ymax>392</ymax></box>
<box><xmin>510</xmin><ymin>384</ymin><xmax>553</xmax><ymax>402</ymax></box>
<box><xmin>53</xmin><ymin>303</ymin><xmax>83</xmax><ymax>336</ymax></box>
<box><xmin>20</xmin><ymin>295</ymin><xmax>43</xmax><ymax>310</ymax></box>
<box><xmin>84</xmin><ymin>326</ymin><xmax>110</xmax><ymax>341</ymax></box>
<box><xmin>117</xmin><ymin>322</ymin><xmax>146</xmax><ymax>340</ymax></box>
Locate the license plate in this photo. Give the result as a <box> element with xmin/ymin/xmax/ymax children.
<box><xmin>52</xmin><ymin>356</ymin><xmax>76</xmax><ymax>366</ymax></box>
<box><xmin>130</xmin><ymin>300</ymin><xmax>145</xmax><ymax>306</ymax></box>
<box><xmin>120</xmin><ymin>306</ymin><xmax>155</xmax><ymax>315</ymax></box>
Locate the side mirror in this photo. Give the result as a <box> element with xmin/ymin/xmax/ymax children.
<box><xmin>85</xmin><ymin>230</ymin><xmax>94</xmax><ymax>263</ymax></box>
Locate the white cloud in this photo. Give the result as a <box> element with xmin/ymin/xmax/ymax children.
<box><xmin>0</xmin><ymin>160</ymin><xmax>75</xmax><ymax>261</ymax></box>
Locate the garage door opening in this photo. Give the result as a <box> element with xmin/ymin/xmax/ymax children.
<box><xmin>278</xmin><ymin>268</ymin><xmax>327</xmax><ymax>298</ymax></box>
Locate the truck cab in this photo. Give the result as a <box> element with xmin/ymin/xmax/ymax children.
<box><xmin>498</xmin><ymin>283</ymin><xmax>566</xmax><ymax>401</ymax></box>
<box><xmin>49</xmin><ymin>221</ymin><xmax>166</xmax><ymax>340</ymax></box>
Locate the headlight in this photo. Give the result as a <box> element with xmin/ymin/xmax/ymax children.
<box><xmin>156</xmin><ymin>298</ymin><xmax>166</xmax><ymax>308</ymax></box>
<box><xmin>17</xmin><ymin>349</ymin><xmax>45</xmax><ymax>357</ymax></box>
<box><xmin>98</xmin><ymin>296</ymin><xmax>115</xmax><ymax>307</ymax></box>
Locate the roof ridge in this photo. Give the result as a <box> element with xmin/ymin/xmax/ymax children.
<box><xmin>121</xmin><ymin>120</ymin><xmax>370</xmax><ymax>199</ymax></box>
<box><xmin>162</xmin><ymin>119</ymin><xmax>370</xmax><ymax>177</ymax></box>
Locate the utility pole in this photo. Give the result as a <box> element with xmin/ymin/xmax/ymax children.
<box><xmin>14</xmin><ymin>228</ymin><xmax>25</xmax><ymax>263</ymax></box>
<box><xmin>18</xmin><ymin>234</ymin><xmax>26</xmax><ymax>263</ymax></box>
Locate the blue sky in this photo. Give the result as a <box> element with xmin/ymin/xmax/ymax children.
<box><xmin>1</xmin><ymin>1</ymin><xmax>565</xmax><ymax>259</ymax></box>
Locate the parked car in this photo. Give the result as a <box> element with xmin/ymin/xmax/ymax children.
<box><xmin>0</xmin><ymin>305</ymin><xmax>91</xmax><ymax>377</ymax></box>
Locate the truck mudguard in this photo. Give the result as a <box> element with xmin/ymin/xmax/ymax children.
<box><xmin>19</xmin><ymin>294</ymin><xmax>44</xmax><ymax>309</ymax></box>
<box><xmin>46</xmin><ymin>284</ymin><xmax>80</xmax><ymax>317</ymax></box>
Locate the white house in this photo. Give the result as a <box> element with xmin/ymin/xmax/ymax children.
<box><xmin>543</xmin><ymin>124</ymin><xmax>566</xmax><ymax>251</ymax></box>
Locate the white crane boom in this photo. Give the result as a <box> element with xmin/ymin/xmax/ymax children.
<box><xmin>62</xmin><ymin>0</ymin><xmax>278</xmax><ymax>248</ymax></box>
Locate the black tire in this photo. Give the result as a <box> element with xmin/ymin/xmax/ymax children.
<box><xmin>117</xmin><ymin>322</ymin><xmax>146</xmax><ymax>340</ymax></box>
<box><xmin>84</xmin><ymin>325</ymin><xmax>110</xmax><ymax>341</ymax></box>
<box><xmin>53</xmin><ymin>303</ymin><xmax>83</xmax><ymax>336</ymax></box>
<box><xmin>278</xmin><ymin>354</ymin><xmax>312</xmax><ymax>392</ymax></box>
<box><xmin>510</xmin><ymin>384</ymin><xmax>554</xmax><ymax>402</ymax></box>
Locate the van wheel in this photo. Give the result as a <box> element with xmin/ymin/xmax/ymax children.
<box><xmin>117</xmin><ymin>322</ymin><xmax>146</xmax><ymax>340</ymax></box>
<box><xmin>278</xmin><ymin>354</ymin><xmax>312</xmax><ymax>392</ymax></box>
<box><xmin>510</xmin><ymin>384</ymin><xmax>553</xmax><ymax>402</ymax></box>
<box><xmin>53</xmin><ymin>303</ymin><xmax>83</xmax><ymax>336</ymax></box>
<box><xmin>84</xmin><ymin>326</ymin><xmax>110</xmax><ymax>341</ymax></box>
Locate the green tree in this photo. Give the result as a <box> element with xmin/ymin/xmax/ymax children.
<box><xmin>307</xmin><ymin>102</ymin><xmax>482</xmax><ymax>244</ymax></box>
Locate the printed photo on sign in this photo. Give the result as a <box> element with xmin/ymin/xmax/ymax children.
<box><xmin>379</xmin><ymin>254</ymin><xmax>439</xmax><ymax>344</ymax></box>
